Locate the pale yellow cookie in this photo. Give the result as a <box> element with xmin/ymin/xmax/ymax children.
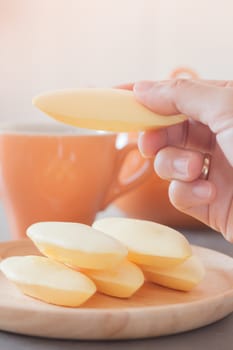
<box><xmin>93</xmin><ymin>218</ymin><xmax>192</xmax><ymax>268</ymax></box>
<box><xmin>0</xmin><ymin>256</ymin><xmax>96</xmax><ymax>307</ymax></box>
<box><xmin>27</xmin><ymin>222</ymin><xmax>128</xmax><ymax>270</ymax></box>
<box><xmin>141</xmin><ymin>255</ymin><xmax>205</xmax><ymax>291</ymax></box>
<box><xmin>82</xmin><ymin>260</ymin><xmax>144</xmax><ymax>298</ymax></box>
<box><xmin>33</xmin><ymin>88</ymin><xmax>186</xmax><ymax>132</ymax></box>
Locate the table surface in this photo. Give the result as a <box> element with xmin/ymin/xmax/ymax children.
<box><xmin>0</xmin><ymin>204</ymin><xmax>233</xmax><ymax>350</ymax></box>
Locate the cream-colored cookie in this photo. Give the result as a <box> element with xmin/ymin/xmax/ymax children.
<box><xmin>0</xmin><ymin>256</ymin><xmax>96</xmax><ymax>307</ymax></box>
<box><xmin>93</xmin><ymin>218</ymin><xmax>192</xmax><ymax>268</ymax></box>
<box><xmin>27</xmin><ymin>222</ymin><xmax>127</xmax><ymax>270</ymax></box>
<box><xmin>141</xmin><ymin>255</ymin><xmax>205</xmax><ymax>291</ymax></box>
<box><xmin>82</xmin><ymin>260</ymin><xmax>144</xmax><ymax>298</ymax></box>
<box><xmin>33</xmin><ymin>88</ymin><xmax>186</xmax><ymax>132</ymax></box>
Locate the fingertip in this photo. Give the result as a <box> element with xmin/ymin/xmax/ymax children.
<box><xmin>137</xmin><ymin>132</ymin><xmax>147</xmax><ymax>158</ymax></box>
<box><xmin>191</xmin><ymin>180</ymin><xmax>216</xmax><ymax>201</ymax></box>
<box><xmin>138</xmin><ymin>130</ymin><xmax>168</xmax><ymax>158</ymax></box>
<box><xmin>134</xmin><ymin>80</ymin><xmax>180</xmax><ymax>115</ymax></box>
<box><xmin>116</xmin><ymin>83</ymin><xmax>134</xmax><ymax>90</ymax></box>
<box><xmin>153</xmin><ymin>148</ymin><xmax>205</xmax><ymax>182</ymax></box>
<box><xmin>133</xmin><ymin>81</ymin><xmax>155</xmax><ymax>96</ymax></box>
<box><xmin>168</xmin><ymin>180</ymin><xmax>216</xmax><ymax>211</ymax></box>
<box><xmin>154</xmin><ymin>151</ymin><xmax>168</xmax><ymax>180</ymax></box>
<box><xmin>138</xmin><ymin>131</ymin><xmax>156</xmax><ymax>159</ymax></box>
<box><xmin>133</xmin><ymin>81</ymin><xmax>156</xmax><ymax>112</ymax></box>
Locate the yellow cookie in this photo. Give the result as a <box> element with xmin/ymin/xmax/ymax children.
<box><xmin>27</xmin><ymin>222</ymin><xmax>128</xmax><ymax>270</ymax></box>
<box><xmin>93</xmin><ymin>218</ymin><xmax>192</xmax><ymax>268</ymax></box>
<box><xmin>141</xmin><ymin>255</ymin><xmax>205</xmax><ymax>292</ymax></box>
<box><xmin>33</xmin><ymin>88</ymin><xmax>186</xmax><ymax>132</ymax></box>
<box><xmin>0</xmin><ymin>256</ymin><xmax>96</xmax><ymax>307</ymax></box>
<box><xmin>83</xmin><ymin>260</ymin><xmax>144</xmax><ymax>298</ymax></box>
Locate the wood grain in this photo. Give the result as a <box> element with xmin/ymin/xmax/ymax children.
<box><xmin>0</xmin><ymin>239</ymin><xmax>233</xmax><ymax>340</ymax></box>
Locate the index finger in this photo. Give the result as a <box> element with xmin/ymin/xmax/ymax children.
<box><xmin>133</xmin><ymin>79</ymin><xmax>233</xmax><ymax>133</ymax></box>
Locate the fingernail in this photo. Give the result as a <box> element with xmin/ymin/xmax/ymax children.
<box><xmin>192</xmin><ymin>182</ymin><xmax>212</xmax><ymax>199</ymax></box>
<box><xmin>137</xmin><ymin>133</ymin><xmax>145</xmax><ymax>155</ymax></box>
<box><xmin>138</xmin><ymin>132</ymin><xmax>151</xmax><ymax>158</ymax></box>
<box><xmin>134</xmin><ymin>81</ymin><xmax>154</xmax><ymax>94</ymax></box>
<box><xmin>173</xmin><ymin>158</ymin><xmax>188</xmax><ymax>176</ymax></box>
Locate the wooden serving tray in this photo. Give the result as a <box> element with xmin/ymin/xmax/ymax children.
<box><xmin>0</xmin><ymin>239</ymin><xmax>233</xmax><ymax>340</ymax></box>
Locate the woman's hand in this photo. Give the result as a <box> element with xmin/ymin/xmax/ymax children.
<box><xmin>133</xmin><ymin>79</ymin><xmax>233</xmax><ymax>241</ymax></box>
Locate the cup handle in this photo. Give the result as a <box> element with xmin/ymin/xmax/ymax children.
<box><xmin>169</xmin><ymin>66</ymin><xmax>199</xmax><ymax>79</ymax></box>
<box><xmin>101</xmin><ymin>143</ymin><xmax>152</xmax><ymax>209</ymax></box>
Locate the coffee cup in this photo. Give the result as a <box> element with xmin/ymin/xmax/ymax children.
<box><xmin>0</xmin><ymin>123</ymin><xmax>150</xmax><ymax>239</ymax></box>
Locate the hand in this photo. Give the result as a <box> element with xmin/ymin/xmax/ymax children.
<box><xmin>133</xmin><ymin>79</ymin><xmax>233</xmax><ymax>241</ymax></box>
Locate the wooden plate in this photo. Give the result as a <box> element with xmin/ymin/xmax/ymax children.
<box><xmin>0</xmin><ymin>239</ymin><xmax>233</xmax><ymax>340</ymax></box>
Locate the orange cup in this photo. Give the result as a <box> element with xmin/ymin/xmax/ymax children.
<box><xmin>0</xmin><ymin>123</ymin><xmax>150</xmax><ymax>239</ymax></box>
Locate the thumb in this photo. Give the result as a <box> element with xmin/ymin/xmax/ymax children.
<box><xmin>134</xmin><ymin>79</ymin><xmax>233</xmax><ymax>166</ymax></box>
